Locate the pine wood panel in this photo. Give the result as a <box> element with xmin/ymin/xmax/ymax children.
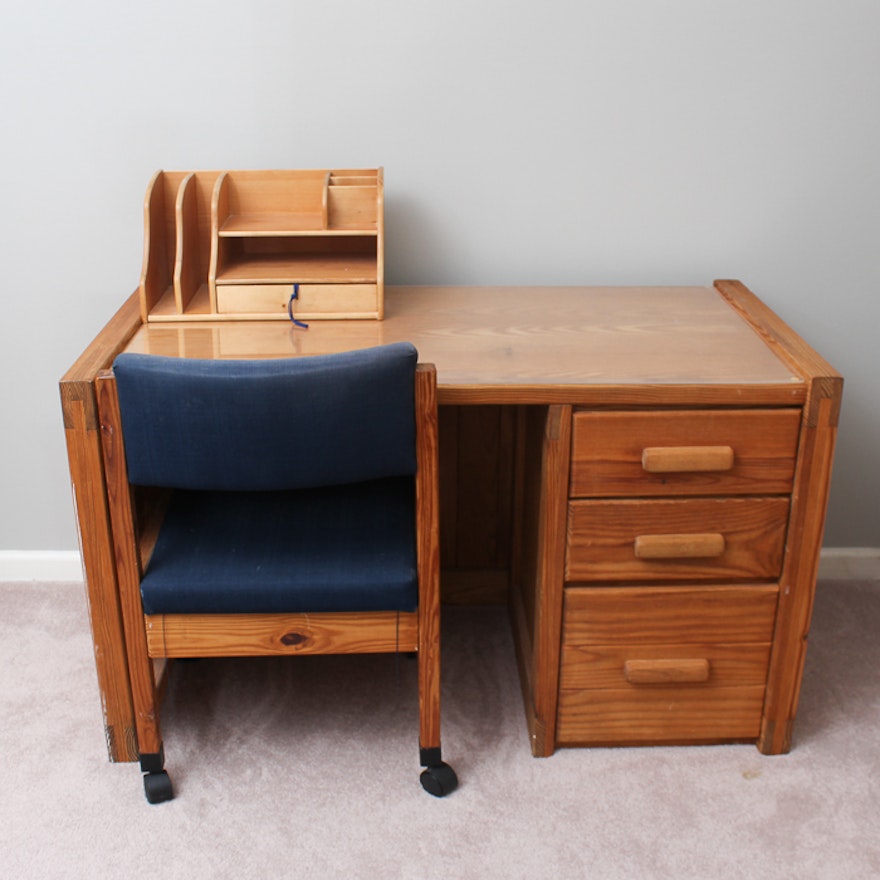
<box><xmin>59</xmin><ymin>291</ymin><xmax>144</xmax><ymax>761</ymax></box>
<box><xmin>127</xmin><ymin>286</ymin><xmax>808</xmax><ymax>406</ymax></box>
<box><xmin>219</xmin><ymin>169</ymin><xmax>329</xmax><ymax>223</ymax></box>
<box><xmin>415</xmin><ymin>364</ymin><xmax>442</xmax><ymax>752</ymax></box>
<box><xmin>557</xmin><ymin>585</ymin><xmax>777</xmax><ymax>746</ymax></box>
<box><xmin>215</xmin><ymin>283</ymin><xmax>379</xmax><ymax>318</ymax></box>
<box><xmin>556</xmin><ymin>684</ymin><xmax>766</xmax><ymax>746</ymax></box>
<box><xmin>95</xmin><ymin>370</ymin><xmax>165</xmax><ymax>758</ymax></box>
<box><xmin>560</xmin><ymin>643</ymin><xmax>772</xmax><ymax>690</ymax></box>
<box><xmin>174</xmin><ymin>173</ymin><xmax>203</xmax><ymax>314</ymax></box>
<box><xmin>715</xmin><ymin>280</ymin><xmax>843</xmax><ymax>754</ymax></box>
<box><xmin>215</xmin><ymin>253</ymin><xmax>378</xmax><ymax>284</ymax></box>
<box><xmin>508</xmin><ymin>405</ymin><xmax>572</xmax><ymax>756</ymax></box>
<box><xmin>145</xmin><ymin>612</ymin><xmax>419</xmax><ymax>657</ymax></box>
<box><xmin>570</xmin><ymin>409</ymin><xmax>801</xmax><ymax>497</ymax></box>
<box><xmin>760</xmin><ymin>387</ymin><xmax>842</xmax><ymax>753</ymax></box>
<box><xmin>565</xmin><ymin>498</ymin><xmax>790</xmax><ymax>582</ymax></box>
<box><xmin>562</xmin><ymin>585</ymin><xmax>779</xmax><ymax>644</ymax></box>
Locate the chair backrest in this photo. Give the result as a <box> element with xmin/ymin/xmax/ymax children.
<box><xmin>112</xmin><ymin>343</ymin><xmax>419</xmax><ymax>491</ymax></box>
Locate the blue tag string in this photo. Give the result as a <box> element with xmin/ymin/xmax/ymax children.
<box><xmin>288</xmin><ymin>284</ymin><xmax>309</xmax><ymax>329</ymax></box>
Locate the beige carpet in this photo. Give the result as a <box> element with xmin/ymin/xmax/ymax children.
<box><xmin>2</xmin><ymin>579</ymin><xmax>879</xmax><ymax>879</ymax></box>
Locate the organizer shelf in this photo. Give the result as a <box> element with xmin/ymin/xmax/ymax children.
<box><xmin>139</xmin><ymin>168</ymin><xmax>384</xmax><ymax>322</ymax></box>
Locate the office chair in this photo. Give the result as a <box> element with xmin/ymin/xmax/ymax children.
<box><xmin>96</xmin><ymin>343</ymin><xmax>457</xmax><ymax>803</ymax></box>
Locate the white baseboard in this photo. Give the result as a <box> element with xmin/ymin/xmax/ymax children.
<box><xmin>817</xmin><ymin>547</ymin><xmax>880</xmax><ymax>581</ymax></box>
<box><xmin>1</xmin><ymin>547</ymin><xmax>878</xmax><ymax>584</ymax></box>
<box><xmin>0</xmin><ymin>551</ymin><xmax>84</xmax><ymax>582</ymax></box>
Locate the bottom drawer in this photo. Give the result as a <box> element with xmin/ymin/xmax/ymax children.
<box><xmin>216</xmin><ymin>284</ymin><xmax>379</xmax><ymax>318</ymax></box>
<box><xmin>556</xmin><ymin>585</ymin><xmax>778</xmax><ymax>746</ymax></box>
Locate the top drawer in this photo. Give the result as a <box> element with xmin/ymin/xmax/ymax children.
<box><xmin>570</xmin><ymin>409</ymin><xmax>801</xmax><ymax>498</ymax></box>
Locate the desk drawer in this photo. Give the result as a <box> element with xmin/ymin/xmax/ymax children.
<box><xmin>570</xmin><ymin>409</ymin><xmax>801</xmax><ymax>497</ymax></box>
<box><xmin>556</xmin><ymin>585</ymin><xmax>777</xmax><ymax>745</ymax></box>
<box><xmin>565</xmin><ymin>497</ymin><xmax>789</xmax><ymax>582</ymax></box>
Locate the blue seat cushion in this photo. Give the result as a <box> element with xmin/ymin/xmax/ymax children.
<box><xmin>140</xmin><ymin>477</ymin><xmax>418</xmax><ymax>615</ymax></box>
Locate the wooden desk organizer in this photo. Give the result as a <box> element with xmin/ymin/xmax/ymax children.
<box><xmin>139</xmin><ymin>169</ymin><xmax>384</xmax><ymax>322</ymax></box>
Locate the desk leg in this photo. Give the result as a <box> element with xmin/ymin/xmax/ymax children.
<box><xmin>62</xmin><ymin>381</ymin><xmax>138</xmax><ymax>761</ymax></box>
<box><xmin>60</xmin><ymin>292</ymin><xmax>143</xmax><ymax>763</ymax></box>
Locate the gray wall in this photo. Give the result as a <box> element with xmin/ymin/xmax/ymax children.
<box><xmin>2</xmin><ymin>0</ymin><xmax>878</xmax><ymax>551</ymax></box>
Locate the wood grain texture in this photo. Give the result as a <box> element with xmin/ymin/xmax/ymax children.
<box><xmin>713</xmin><ymin>281</ymin><xmax>843</xmax><ymax>754</ymax></box>
<box><xmin>623</xmin><ymin>658</ymin><xmax>711</xmax><ymax>685</ymax></box>
<box><xmin>145</xmin><ymin>612</ymin><xmax>418</xmax><ymax>657</ymax></box>
<box><xmin>59</xmin><ymin>291</ymin><xmax>144</xmax><ymax>762</ymax></box>
<box><xmin>95</xmin><ymin>371</ymin><xmax>164</xmax><ymax>758</ymax></box>
<box><xmin>570</xmin><ymin>409</ymin><xmax>801</xmax><ymax>497</ymax></box>
<box><xmin>714</xmin><ymin>280</ymin><xmax>842</xmax><ymax>403</ymax></box>
<box><xmin>556</xmin><ymin>684</ymin><xmax>766</xmax><ymax>746</ymax></box>
<box><xmin>127</xmin><ymin>286</ymin><xmax>808</xmax><ymax>406</ymax></box>
<box><xmin>759</xmin><ymin>389</ymin><xmax>841</xmax><ymax>753</ymax></box>
<box><xmin>565</xmin><ymin>497</ymin><xmax>790</xmax><ymax>582</ymax></box>
<box><xmin>641</xmin><ymin>445</ymin><xmax>735</xmax><ymax>474</ymax></box>
<box><xmin>508</xmin><ymin>406</ymin><xmax>572</xmax><ymax>756</ymax></box>
<box><xmin>634</xmin><ymin>532</ymin><xmax>726</xmax><ymax>560</ymax></box>
<box><xmin>558</xmin><ymin>585</ymin><xmax>777</xmax><ymax>746</ymax></box>
<box><xmin>561</xmin><ymin>643</ymin><xmax>770</xmax><ymax>690</ymax></box>
<box><xmin>415</xmin><ymin>364</ymin><xmax>442</xmax><ymax>752</ymax></box>
<box><xmin>562</xmin><ymin>585</ymin><xmax>779</xmax><ymax>645</ymax></box>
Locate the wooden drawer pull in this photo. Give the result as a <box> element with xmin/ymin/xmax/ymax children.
<box><xmin>624</xmin><ymin>658</ymin><xmax>711</xmax><ymax>684</ymax></box>
<box><xmin>641</xmin><ymin>446</ymin><xmax>735</xmax><ymax>473</ymax></box>
<box><xmin>634</xmin><ymin>533</ymin><xmax>726</xmax><ymax>559</ymax></box>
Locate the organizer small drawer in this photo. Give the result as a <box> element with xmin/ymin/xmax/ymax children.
<box><xmin>216</xmin><ymin>284</ymin><xmax>293</xmax><ymax>315</ymax></box>
<box><xmin>294</xmin><ymin>284</ymin><xmax>379</xmax><ymax>318</ymax></box>
<box><xmin>569</xmin><ymin>409</ymin><xmax>801</xmax><ymax>497</ymax></box>
<box><xmin>556</xmin><ymin>585</ymin><xmax>777</xmax><ymax>745</ymax></box>
<box><xmin>565</xmin><ymin>497</ymin><xmax>789</xmax><ymax>582</ymax></box>
<box><xmin>215</xmin><ymin>283</ymin><xmax>379</xmax><ymax>318</ymax></box>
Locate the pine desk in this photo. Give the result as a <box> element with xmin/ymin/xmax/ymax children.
<box><xmin>60</xmin><ymin>282</ymin><xmax>841</xmax><ymax>761</ymax></box>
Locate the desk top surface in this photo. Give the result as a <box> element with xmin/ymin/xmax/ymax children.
<box><xmin>125</xmin><ymin>285</ymin><xmax>806</xmax><ymax>405</ymax></box>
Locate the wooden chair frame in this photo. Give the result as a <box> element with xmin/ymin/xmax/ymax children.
<box><xmin>96</xmin><ymin>361</ymin><xmax>454</xmax><ymax>801</ymax></box>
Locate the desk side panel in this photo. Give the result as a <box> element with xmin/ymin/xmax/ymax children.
<box><xmin>60</xmin><ymin>292</ymin><xmax>143</xmax><ymax>762</ymax></box>
<box><xmin>714</xmin><ymin>280</ymin><xmax>843</xmax><ymax>754</ymax></box>
<box><xmin>759</xmin><ymin>385</ymin><xmax>841</xmax><ymax>753</ymax></box>
<box><xmin>510</xmin><ymin>405</ymin><xmax>571</xmax><ymax>756</ymax></box>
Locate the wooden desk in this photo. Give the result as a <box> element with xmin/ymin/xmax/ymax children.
<box><xmin>60</xmin><ymin>282</ymin><xmax>841</xmax><ymax>761</ymax></box>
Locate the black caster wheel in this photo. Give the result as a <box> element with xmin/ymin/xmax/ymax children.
<box><xmin>143</xmin><ymin>770</ymin><xmax>174</xmax><ymax>804</ymax></box>
<box><xmin>420</xmin><ymin>762</ymin><xmax>458</xmax><ymax>797</ymax></box>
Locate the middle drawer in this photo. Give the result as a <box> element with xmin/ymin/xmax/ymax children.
<box><xmin>566</xmin><ymin>497</ymin><xmax>789</xmax><ymax>582</ymax></box>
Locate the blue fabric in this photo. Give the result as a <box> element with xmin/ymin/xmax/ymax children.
<box><xmin>112</xmin><ymin>344</ymin><xmax>418</xmax><ymax>491</ymax></box>
<box><xmin>140</xmin><ymin>478</ymin><xmax>417</xmax><ymax>615</ymax></box>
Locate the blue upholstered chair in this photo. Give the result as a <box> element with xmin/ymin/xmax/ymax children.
<box><xmin>96</xmin><ymin>343</ymin><xmax>456</xmax><ymax>803</ymax></box>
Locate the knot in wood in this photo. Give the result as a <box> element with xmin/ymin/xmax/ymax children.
<box><xmin>281</xmin><ymin>632</ymin><xmax>308</xmax><ymax>647</ymax></box>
